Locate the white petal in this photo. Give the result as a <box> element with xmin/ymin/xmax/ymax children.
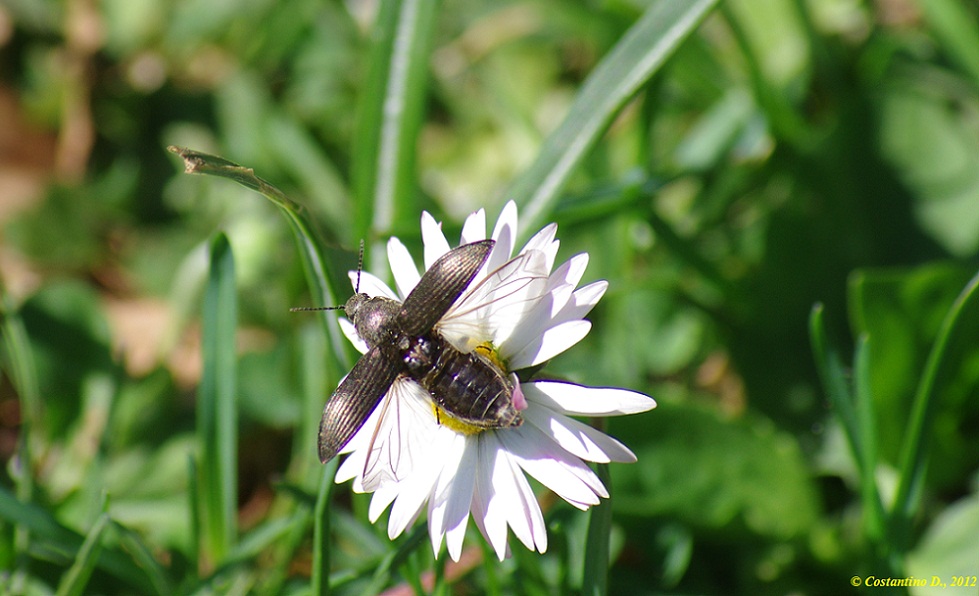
<box><xmin>487</xmin><ymin>201</ymin><xmax>518</xmax><ymax>272</ymax></box>
<box><xmin>478</xmin><ymin>435</ymin><xmax>545</xmax><ymax>556</ymax></box>
<box><xmin>368</xmin><ymin>480</ymin><xmax>399</xmax><ymax>522</ymax></box>
<box><xmin>474</xmin><ymin>438</ymin><xmax>510</xmax><ymax>560</ymax></box>
<box><xmin>568</xmin><ymin>279</ymin><xmax>607</xmax><ymax>312</ymax></box>
<box><xmin>427</xmin><ymin>435</ymin><xmax>463</xmax><ymax>530</ymax></box>
<box><xmin>387</xmin><ymin>430</ymin><xmax>447</xmax><ymax>539</ymax></box>
<box><xmin>460</xmin><ymin>208</ymin><xmax>487</xmax><ymax>244</ymax></box>
<box><xmin>440</xmin><ymin>250</ymin><xmax>550</xmax><ymax>349</ymax></box>
<box><xmin>554</xmin><ymin>253</ymin><xmax>588</xmax><ymax>293</ymax></box>
<box><xmin>387</xmin><ymin>237</ymin><xmax>420</xmax><ymax>298</ymax></box>
<box><xmin>444</xmin><ymin>449</ymin><xmax>476</xmax><ymax>561</ymax></box>
<box><xmin>421</xmin><ymin>212</ymin><xmax>451</xmax><ymax>268</ymax></box>
<box><xmin>428</xmin><ymin>433</ymin><xmax>473</xmax><ymax>560</ymax></box>
<box><xmin>501</xmin><ymin>447</ymin><xmax>547</xmax><ymax>554</ymax></box>
<box><xmin>338</xmin><ymin>318</ymin><xmax>369</xmax><ymax>354</ymax></box>
<box><xmin>523</xmin><ymin>401</ymin><xmax>637</xmax><ymax>463</ymax></box>
<box><xmin>335</xmin><ymin>446</ymin><xmax>365</xmax><ymax>483</ymax></box>
<box><xmin>525</xmin><ymin>381</ymin><xmax>656</xmax><ymax>416</ymax></box>
<box><xmin>551</xmin><ymin>280</ymin><xmax>608</xmax><ymax>327</ymax></box>
<box><xmin>520</xmin><ymin>223</ymin><xmax>559</xmax><ymax>269</ymax></box>
<box><xmin>498</xmin><ymin>258</ymin><xmax>587</xmax><ymax>359</ymax></box>
<box><xmin>348</xmin><ymin>270</ymin><xmax>398</xmax><ymax>300</ymax></box>
<box><xmin>499</xmin><ymin>426</ymin><xmax>605</xmax><ymax>508</ymax></box>
<box><xmin>509</xmin><ymin>320</ymin><xmax>592</xmax><ymax>369</ymax></box>
<box><xmin>361</xmin><ymin>380</ymin><xmax>439</xmax><ymax>492</ymax></box>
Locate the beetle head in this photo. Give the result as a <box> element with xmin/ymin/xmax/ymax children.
<box><xmin>346</xmin><ymin>293</ymin><xmax>401</xmax><ymax>348</ymax></box>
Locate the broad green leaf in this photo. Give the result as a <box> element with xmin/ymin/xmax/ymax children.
<box><xmin>880</xmin><ymin>85</ymin><xmax>979</xmax><ymax>255</ymax></box>
<box><xmin>906</xmin><ymin>494</ymin><xmax>979</xmax><ymax>596</ymax></box>
<box><xmin>918</xmin><ymin>0</ymin><xmax>979</xmax><ymax>86</ymax></box>
<box><xmin>614</xmin><ymin>403</ymin><xmax>819</xmax><ymax>539</ymax></box>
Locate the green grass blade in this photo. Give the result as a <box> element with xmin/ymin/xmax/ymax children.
<box><xmin>55</xmin><ymin>504</ymin><xmax>110</xmax><ymax>596</ymax></box>
<box><xmin>0</xmin><ymin>486</ymin><xmax>153</xmax><ymax>590</ymax></box>
<box><xmin>0</xmin><ymin>293</ymin><xmax>41</xmax><ymax>438</ymax></box>
<box><xmin>808</xmin><ymin>304</ymin><xmax>862</xmax><ymax>463</ymax></box>
<box><xmin>363</xmin><ymin>525</ymin><xmax>427</xmax><ymax>595</ymax></box>
<box><xmin>293</xmin><ymin>322</ymin><xmax>332</xmax><ymax>487</ymax></box>
<box><xmin>891</xmin><ymin>268</ymin><xmax>979</xmax><ymax>550</ymax></box>
<box><xmin>197</xmin><ymin>233</ymin><xmax>238</xmax><ymax>566</ymax></box>
<box><xmin>582</xmin><ymin>463</ymin><xmax>612</xmax><ymax>596</ymax></box>
<box><xmin>852</xmin><ymin>335</ymin><xmax>886</xmax><ymax>548</ymax></box>
<box><xmin>0</xmin><ymin>292</ymin><xmax>40</xmax><ymax>578</ymax></box>
<box><xmin>186</xmin><ymin>454</ymin><xmax>201</xmax><ymax>575</ymax></box>
<box><xmin>312</xmin><ymin>458</ymin><xmax>338</xmax><ymax>596</ymax></box>
<box><xmin>111</xmin><ymin>521</ymin><xmax>174</xmax><ymax>596</ymax></box>
<box><xmin>352</xmin><ymin>0</ymin><xmax>440</xmax><ymax>243</ymax></box>
<box><xmin>919</xmin><ymin>0</ymin><xmax>979</xmax><ymax>86</ymax></box>
<box><xmin>169</xmin><ymin>146</ymin><xmax>351</xmax><ymax>370</ymax></box>
<box><xmin>504</xmin><ymin>0</ymin><xmax>719</xmax><ymax>237</ymax></box>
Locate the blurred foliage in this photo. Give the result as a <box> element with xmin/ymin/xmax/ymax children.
<box><xmin>1</xmin><ymin>0</ymin><xmax>978</xmax><ymax>594</ymax></box>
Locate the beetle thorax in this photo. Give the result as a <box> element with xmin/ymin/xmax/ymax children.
<box><xmin>345</xmin><ymin>293</ymin><xmax>402</xmax><ymax>348</ymax></box>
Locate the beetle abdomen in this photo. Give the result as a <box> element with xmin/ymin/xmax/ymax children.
<box><xmin>404</xmin><ymin>333</ymin><xmax>522</xmax><ymax>429</ymax></box>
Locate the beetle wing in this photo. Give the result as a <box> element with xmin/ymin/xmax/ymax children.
<box><xmin>398</xmin><ymin>239</ymin><xmax>494</xmax><ymax>336</ymax></box>
<box><xmin>437</xmin><ymin>249</ymin><xmax>550</xmax><ymax>346</ymax></box>
<box><xmin>359</xmin><ymin>377</ymin><xmax>440</xmax><ymax>491</ymax></box>
<box><xmin>318</xmin><ymin>346</ymin><xmax>401</xmax><ymax>463</ymax></box>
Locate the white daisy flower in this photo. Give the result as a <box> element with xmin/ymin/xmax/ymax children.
<box><xmin>332</xmin><ymin>200</ymin><xmax>655</xmax><ymax>561</ymax></box>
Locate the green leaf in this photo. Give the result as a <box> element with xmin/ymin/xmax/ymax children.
<box><xmin>169</xmin><ymin>145</ymin><xmax>351</xmax><ymax>370</ymax></box>
<box><xmin>906</xmin><ymin>493</ymin><xmax>979</xmax><ymax>595</ymax></box>
<box><xmin>848</xmin><ymin>264</ymin><xmax>979</xmax><ymax>489</ymax></box>
<box><xmin>879</xmin><ymin>84</ymin><xmax>979</xmax><ymax>255</ymax></box>
<box><xmin>918</xmin><ymin>0</ymin><xmax>979</xmax><ymax>86</ymax></box>
<box><xmin>0</xmin><ymin>291</ymin><xmax>41</xmax><ymax>524</ymax></box>
<box><xmin>0</xmin><ymin>486</ymin><xmax>158</xmax><ymax>592</ymax></box>
<box><xmin>614</xmin><ymin>403</ymin><xmax>819</xmax><ymax>539</ymax></box>
<box><xmin>56</xmin><ymin>501</ymin><xmax>110</xmax><ymax>596</ymax></box>
<box><xmin>197</xmin><ymin>233</ymin><xmax>238</xmax><ymax>565</ymax></box>
<box><xmin>504</xmin><ymin>0</ymin><xmax>720</xmax><ymax>236</ymax></box>
<box><xmin>312</xmin><ymin>456</ymin><xmax>339</xmax><ymax>596</ymax></box>
<box><xmin>582</xmin><ymin>463</ymin><xmax>612</xmax><ymax>596</ymax></box>
<box><xmin>809</xmin><ymin>304</ymin><xmax>860</xmax><ymax>465</ymax></box>
<box><xmin>352</xmin><ymin>0</ymin><xmax>440</xmax><ymax>243</ymax></box>
<box><xmin>892</xmin><ymin>267</ymin><xmax>979</xmax><ymax>549</ymax></box>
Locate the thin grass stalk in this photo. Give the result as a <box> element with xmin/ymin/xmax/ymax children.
<box><xmin>582</xmin><ymin>462</ymin><xmax>612</xmax><ymax>596</ymax></box>
<box><xmin>169</xmin><ymin>146</ymin><xmax>351</xmax><ymax>371</ymax></box>
<box><xmin>312</xmin><ymin>461</ymin><xmax>337</xmax><ymax>596</ymax></box>
<box><xmin>808</xmin><ymin>305</ymin><xmax>863</xmax><ymax>468</ymax></box>
<box><xmin>55</xmin><ymin>496</ymin><xmax>110</xmax><ymax>596</ymax></box>
<box><xmin>0</xmin><ymin>294</ymin><xmax>40</xmax><ymax>589</ymax></box>
<box><xmin>852</xmin><ymin>335</ymin><xmax>886</xmax><ymax>547</ymax></box>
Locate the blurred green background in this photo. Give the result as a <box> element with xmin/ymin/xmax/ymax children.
<box><xmin>1</xmin><ymin>0</ymin><xmax>978</xmax><ymax>594</ymax></box>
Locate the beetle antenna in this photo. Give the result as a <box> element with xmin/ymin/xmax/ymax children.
<box><xmin>290</xmin><ymin>240</ymin><xmax>366</xmax><ymax>313</ymax></box>
<box><xmin>354</xmin><ymin>239</ymin><xmax>364</xmax><ymax>294</ymax></box>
